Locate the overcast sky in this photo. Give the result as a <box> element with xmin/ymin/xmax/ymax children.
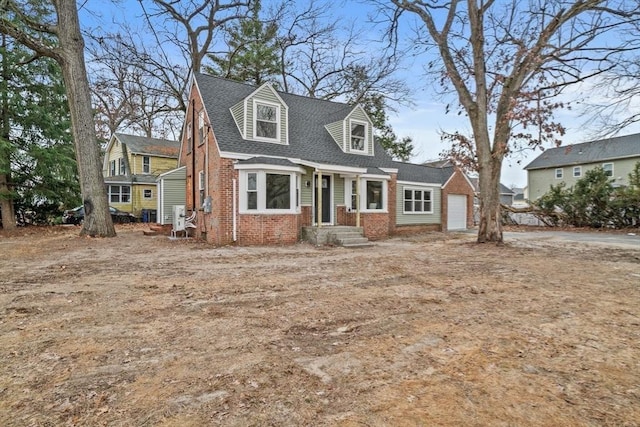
<box><xmin>82</xmin><ymin>0</ymin><xmax>640</xmax><ymax>188</ymax></box>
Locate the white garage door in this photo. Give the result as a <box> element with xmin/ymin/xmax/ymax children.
<box><xmin>447</xmin><ymin>194</ymin><xmax>467</xmax><ymax>230</ymax></box>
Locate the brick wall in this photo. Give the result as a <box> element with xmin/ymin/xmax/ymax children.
<box><xmin>238</xmin><ymin>214</ymin><xmax>300</xmax><ymax>245</ymax></box>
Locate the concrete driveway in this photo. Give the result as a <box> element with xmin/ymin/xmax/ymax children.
<box><xmin>502</xmin><ymin>229</ymin><xmax>640</xmax><ymax>249</ymax></box>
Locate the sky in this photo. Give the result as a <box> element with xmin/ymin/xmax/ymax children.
<box><xmin>80</xmin><ymin>0</ymin><xmax>640</xmax><ymax>189</ymax></box>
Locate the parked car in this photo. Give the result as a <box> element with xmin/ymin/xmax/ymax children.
<box><xmin>62</xmin><ymin>206</ymin><xmax>137</xmax><ymax>224</ymax></box>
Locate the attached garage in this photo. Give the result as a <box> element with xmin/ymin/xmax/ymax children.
<box><xmin>447</xmin><ymin>194</ymin><xmax>467</xmax><ymax>230</ymax></box>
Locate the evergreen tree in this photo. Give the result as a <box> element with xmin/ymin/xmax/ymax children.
<box><xmin>205</xmin><ymin>2</ymin><xmax>280</xmax><ymax>86</ymax></box>
<box><xmin>0</xmin><ymin>34</ymin><xmax>79</xmax><ymax>227</ymax></box>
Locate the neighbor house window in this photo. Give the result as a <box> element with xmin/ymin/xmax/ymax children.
<box><xmin>254</xmin><ymin>102</ymin><xmax>279</xmax><ymax>140</ymax></box>
<box><xmin>350</xmin><ymin>121</ymin><xmax>366</xmax><ymax>152</ymax></box>
<box><xmin>118</xmin><ymin>158</ymin><xmax>126</xmax><ymax>175</ymax></box>
<box><xmin>143</xmin><ymin>189</ymin><xmax>152</xmax><ymax>199</ymax></box>
<box><xmin>109</xmin><ymin>185</ymin><xmax>130</xmax><ymax>203</ymax></box>
<box><xmin>404</xmin><ymin>188</ymin><xmax>433</xmax><ymax>213</ymax></box>
<box><xmin>110</xmin><ymin>160</ymin><xmax>116</xmax><ymax>176</ymax></box>
<box><xmin>143</xmin><ymin>156</ymin><xmax>150</xmax><ymax>174</ymax></box>
<box><xmin>573</xmin><ymin>166</ymin><xmax>581</xmax><ymax>178</ymax></box>
<box><xmin>198</xmin><ymin>110</ymin><xmax>205</xmax><ymax>145</ymax></box>
<box><xmin>555</xmin><ymin>168</ymin><xmax>563</xmax><ymax>179</ymax></box>
<box><xmin>240</xmin><ymin>170</ymin><xmax>298</xmax><ymax>213</ymax></box>
<box><xmin>603</xmin><ymin>163</ymin><xmax>613</xmax><ymax>177</ymax></box>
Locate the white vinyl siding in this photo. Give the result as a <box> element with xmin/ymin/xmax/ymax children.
<box><xmin>157</xmin><ymin>167</ymin><xmax>186</xmax><ymax>225</ymax></box>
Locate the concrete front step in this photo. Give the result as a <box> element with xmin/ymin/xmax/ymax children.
<box><xmin>336</xmin><ymin>237</ymin><xmax>373</xmax><ymax>248</ymax></box>
<box><xmin>302</xmin><ymin>226</ymin><xmax>373</xmax><ymax>247</ymax></box>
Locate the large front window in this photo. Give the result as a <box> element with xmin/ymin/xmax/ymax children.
<box><xmin>366</xmin><ymin>180</ymin><xmax>383</xmax><ymax>210</ymax></box>
<box><xmin>404</xmin><ymin>188</ymin><xmax>433</xmax><ymax>213</ymax></box>
<box><xmin>345</xmin><ymin>178</ymin><xmax>387</xmax><ymax>211</ymax></box>
<box><xmin>255</xmin><ymin>102</ymin><xmax>279</xmax><ymax>140</ymax></box>
<box><xmin>350</xmin><ymin>121</ymin><xmax>366</xmax><ymax>151</ymax></box>
<box><xmin>109</xmin><ymin>185</ymin><xmax>130</xmax><ymax>203</ymax></box>
<box><xmin>241</xmin><ymin>170</ymin><xmax>298</xmax><ymax>213</ymax></box>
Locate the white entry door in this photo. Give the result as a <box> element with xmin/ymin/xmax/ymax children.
<box><xmin>447</xmin><ymin>194</ymin><xmax>467</xmax><ymax>230</ymax></box>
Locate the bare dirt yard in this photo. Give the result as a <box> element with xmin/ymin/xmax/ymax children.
<box><xmin>1</xmin><ymin>225</ymin><xmax>639</xmax><ymax>426</ymax></box>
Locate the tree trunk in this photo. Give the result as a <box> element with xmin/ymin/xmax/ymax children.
<box><xmin>55</xmin><ymin>0</ymin><xmax>115</xmax><ymax>237</ymax></box>
<box><xmin>0</xmin><ymin>34</ymin><xmax>16</xmax><ymax>230</ymax></box>
<box><xmin>476</xmin><ymin>149</ymin><xmax>503</xmax><ymax>244</ymax></box>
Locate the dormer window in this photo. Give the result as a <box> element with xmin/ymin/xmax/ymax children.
<box><xmin>350</xmin><ymin>120</ymin><xmax>366</xmax><ymax>152</ymax></box>
<box><xmin>254</xmin><ymin>101</ymin><xmax>280</xmax><ymax>141</ymax></box>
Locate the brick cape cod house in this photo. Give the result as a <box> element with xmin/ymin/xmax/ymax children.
<box><xmin>177</xmin><ymin>72</ymin><xmax>474</xmax><ymax>245</ymax></box>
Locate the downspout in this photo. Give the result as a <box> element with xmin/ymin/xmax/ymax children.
<box><xmin>232</xmin><ymin>178</ymin><xmax>237</xmax><ymax>241</ymax></box>
<box><xmin>205</xmin><ymin>125</ymin><xmax>209</xmax><ymax>195</ymax></box>
<box><xmin>356</xmin><ymin>174</ymin><xmax>361</xmax><ymax>228</ymax></box>
<box><xmin>191</xmin><ymin>99</ymin><xmax>196</xmax><ymax>211</ymax></box>
<box><xmin>316</xmin><ymin>169</ymin><xmax>322</xmax><ymax>227</ymax></box>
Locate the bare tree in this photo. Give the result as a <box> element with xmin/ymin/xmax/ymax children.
<box><xmin>87</xmin><ymin>31</ymin><xmax>183</xmax><ymax>140</ymax></box>
<box><xmin>1</xmin><ymin>0</ymin><xmax>116</xmax><ymax>237</ymax></box>
<box><xmin>141</xmin><ymin>0</ymin><xmax>252</xmax><ymax>74</ymax></box>
<box><xmin>388</xmin><ymin>0</ymin><xmax>639</xmax><ymax>243</ymax></box>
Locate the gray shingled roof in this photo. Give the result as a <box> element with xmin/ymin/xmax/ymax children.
<box><xmin>195</xmin><ymin>73</ymin><xmax>467</xmax><ymax>185</ymax></box>
<box><xmin>524</xmin><ymin>133</ymin><xmax>640</xmax><ymax>170</ymax></box>
<box><xmin>195</xmin><ymin>73</ymin><xmax>397</xmax><ymax>170</ymax></box>
<box><xmin>114</xmin><ymin>133</ymin><xmax>179</xmax><ymax>158</ymax></box>
<box><xmin>469</xmin><ymin>177</ymin><xmax>514</xmax><ymax>194</ymax></box>
<box><xmin>103</xmin><ymin>174</ymin><xmax>157</xmax><ymax>184</ymax></box>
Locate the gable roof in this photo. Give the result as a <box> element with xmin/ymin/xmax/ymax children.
<box><xmin>194</xmin><ymin>72</ymin><xmax>395</xmax><ymax>170</ymax></box>
<box><xmin>394</xmin><ymin>161</ymin><xmax>454</xmax><ymax>185</ymax></box>
<box><xmin>114</xmin><ymin>133</ymin><xmax>179</xmax><ymax>158</ymax></box>
<box><xmin>524</xmin><ymin>133</ymin><xmax>640</xmax><ymax>170</ymax></box>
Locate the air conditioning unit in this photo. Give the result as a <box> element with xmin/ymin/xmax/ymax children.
<box><xmin>173</xmin><ymin>205</ymin><xmax>186</xmax><ymax>232</ymax></box>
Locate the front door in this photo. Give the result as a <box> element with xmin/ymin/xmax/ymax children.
<box><xmin>314</xmin><ymin>174</ymin><xmax>331</xmax><ymax>224</ymax></box>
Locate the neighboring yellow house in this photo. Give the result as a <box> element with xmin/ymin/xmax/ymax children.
<box><xmin>102</xmin><ymin>133</ymin><xmax>179</xmax><ymax>220</ymax></box>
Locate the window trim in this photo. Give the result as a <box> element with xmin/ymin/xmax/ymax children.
<box><xmin>143</xmin><ymin>189</ymin><xmax>153</xmax><ymax>199</ymax></box>
<box><xmin>402</xmin><ymin>187</ymin><xmax>434</xmax><ymax>214</ymax></box>
<box><xmin>344</xmin><ymin>177</ymin><xmax>388</xmax><ymax>213</ymax></box>
<box><xmin>555</xmin><ymin>168</ymin><xmax>563</xmax><ymax>179</ymax></box>
<box><xmin>198</xmin><ymin>110</ymin><xmax>205</xmax><ymax>146</ymax></box>
<box><xmin>602</xmin><ymin>162</ymin><xmax>614</xmax><ymax>177</ymax></box>
<box><xmin>349</xmin><ymin>119</ymin><xmax>367</xmax><ymax>153</ymax></box>
<box><xmin>142</xmin><ymin>156</ymin><xmax>150</xmax><ymax>174</ymax></box>
<box><xmin>253</xmin><ymin>100</ymin><xmax>281</xmax><ymax>142</ymax></box>
<box><xmin>238</xmin><ymin>169</ymin><xmax>299</xmax><ymax>214</ymax></box>
<box><xmin>108</xmin><ymin>185</ymin><xmax>131</xmax><ymax>203</ymax></box>
<box><xmin>573</xmin><ymin>166</ymin><xmax>581</xmax><ymax>178</ymax></box>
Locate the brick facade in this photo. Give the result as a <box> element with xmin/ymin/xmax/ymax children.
<box><xmin>180</xmin><ymin>81</ymin><xmax>474</xmax><ymax>246</ymax></box>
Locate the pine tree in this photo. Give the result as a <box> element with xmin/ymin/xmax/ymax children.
<box><xmin>0</xmin><ymin>34</ymin><xmax>80</xmax><ymax>227</ymax></box>
<box><xmin>205</xmin><ymin>2</ymin><xmax>280</xmax><ymax>86</ymax></box>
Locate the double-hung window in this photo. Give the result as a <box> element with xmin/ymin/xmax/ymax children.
<box><xmin>603</xmin><ymin>163</ymin><xmax>613</xmax><ymax>177</ymax></box>
<box><xmin>350</xmin><ymin>120</ymin><xmax>366</xmax><ymax>152</ymax></box>
<box><xmin>143</xmin><ymin>156</ymin><xmax>150</xmax><ymax>174</ymax></box>
<box><xmin>198</xmin><ymin>170</ymin><xmax>205</xmax><ymax>206</ymax></box>
<box><xmin>187</xmin><ymin>122</ymin><xmax>193</xmax><ymax>153</ymax></box>
<box><xmin>345</xmin><ymin>178</ymin><xmax>387</xmax><ymax>211</ymax></box>
<box><xmin>404</xmin><ymin>188</ymin><xmax>433</xmax><ymax>213</ymax></box>
<box><xmin>109</xmin><ymin>185</ymin><xmax>130</xmax><ymax>203</ymax></box>
<box><xmin>143</xmin><ymin>189</ymin><xmax>152</xmax><ymax>199</ymax></box>
<box><xmin>555</xmin><ymin>168</ymin><xmax>563</xmax><ymax>179</ymax></box>
<box><xmin>240</xmin><ymin>170</ymin><xmax>298</xmax><ymax>213</ymax></box>
<box><xmin>119</xmin><ymin>158</ymin><xmax>126</xmax><ymax>175</ymax></box>
<box><xmin>573</xmin><ymin>166</ymin><xmax>581</xmax><ymax>178</ymax></box>
<box><xmin>110</xmin><ymin>160</ymin><xmax>116</xmax><ymax>176</ymax></box>
<box><xmin>254</xmin><ymin>102</ymin><xmax>279</xmax><ymax>141</ymax></box>
<box><xmin>198</xmin><ymin>110</ymin><xmax>205</xmax><ymax>145</ymax></box>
